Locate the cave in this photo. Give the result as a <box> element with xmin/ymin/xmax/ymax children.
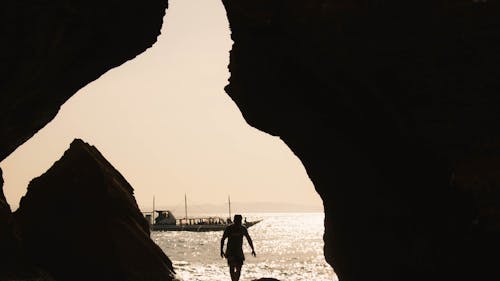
<box><xmin>2</xmin><ymin>0</ymin><xmax>500</xmax><ymax>281</ymax></box>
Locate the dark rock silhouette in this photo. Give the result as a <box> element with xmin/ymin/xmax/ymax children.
<box><xmin>222</xmin><ymin>1</ymin><xmax>500</xmax><ymax>281</ymax></box>
<box><xmin>454</xmin><ymin>146</ymin><xmax>500</xmax><ymax>232</ymax></box>
<box><xmin>253</xmin><ymin>278</ymin><xmax>280</xmax><ymax>281</ymax></box>
<box><xmin>14</xmin><ymin>139</ymin><xmax>175</xmax><ymax>281</ymax></box>
<box><xmin>1</xmin><ymin>1</ymin><xmax>500</xmax><ymax>281</ymax></box>
<box><xmin>0</xmin><ymin>168</ymin><xmax>21</xmax><ymax>275</ymax></box>
<box><xmin>0</xmin><ymin>0</ymin><xmax>168</xmax><ymax>161</ymax></box>
<box><xmin>1</xmin><ymin>169</ymin><xmax>55</xmax><ymax>281</ymax></box>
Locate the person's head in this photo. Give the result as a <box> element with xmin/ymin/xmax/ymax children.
<box><xmin>234</xmin><ymin>214</ymin><xmax>242</xmax><ymax>225</ymax></box>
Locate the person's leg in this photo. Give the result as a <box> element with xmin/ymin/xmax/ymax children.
<box><xmin>229</xmin><ymin>264</ymin><xmax>237</xmax><ymax>281</ymax></box>
<box><xmin>234</xmin><ymin>264</ymin><xmax>242</xmax><ymax>281</ymax></box>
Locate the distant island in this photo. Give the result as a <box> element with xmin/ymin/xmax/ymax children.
<box><xmin>141</xmin><ymin>201</ymin><xmax>323</xmax><ymax>214</ymax></box>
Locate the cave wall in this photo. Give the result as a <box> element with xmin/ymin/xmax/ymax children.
<box><xmin>0</xmin><ymin>0</ymin><xmax>168</xmax><ymax>162</ymax></box>
<box><xmin>0</xmin><ymin>168</ymin><xmax>21</xmax><ymax>274</ymax></box>
<box><xmin>222</xmin><ymin>1</ymin><xmax>500</xmax><ymax>280</ymax></box>
<box><xmin>1</xmin><ymin>0</ymin><xmax>499</xmax><ymax>280</ymax></box>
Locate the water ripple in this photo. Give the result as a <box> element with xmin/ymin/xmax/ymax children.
<box><xmin>153</xmin><ymin>213</ymin><xmax>337</xmax><ymax>281</ymax></box>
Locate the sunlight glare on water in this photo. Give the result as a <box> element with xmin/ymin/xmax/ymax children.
<box><xmin>152</xmin><ymin>213</ymin><xmax>337</xmax><ymax>281</ymax></box>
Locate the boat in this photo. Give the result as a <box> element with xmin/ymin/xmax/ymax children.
<box><xmin>144</xmin><ymin>195</ymin><xmax>262</xmax><ymax>232</ymax></box>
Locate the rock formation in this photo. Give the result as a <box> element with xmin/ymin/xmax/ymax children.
<box><xmin>222</xmin><ymin>1</ymin><xmax>500</xmax><ymax>281</ymax></box>
<box><xmin>2</xmin><ymin>0</ymin><xmax>500</xmax><ymax>281</ymax></box>
<box><xmin>14</xmin><ymin>139</ymin><xmax>175</xmax><ymax>281</ymax></box>
<box><xmin>0</xmin><ymin>0</ymin><xmax>168</xmax><ymax>161</ymax></box>
<box><xmin>0</xmin><ymin>168</ymin><xmax>21</xmax><ymax>275</ymax></box>
<box><xmin>1</xmin><ymin>169</ymin><xmax>55</xmax><ymax>281</ymax></box>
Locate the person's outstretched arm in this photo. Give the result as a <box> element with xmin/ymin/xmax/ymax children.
<box><xmin>244</xmin><ymin>228</ymin><xmax>256</xmax><ymax>257</ymax></box>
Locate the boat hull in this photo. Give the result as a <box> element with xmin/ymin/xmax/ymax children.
<box><xmin>151</xmin><ymin>220</ymin><xmax>262</xmax><ymax>232</ymax></box>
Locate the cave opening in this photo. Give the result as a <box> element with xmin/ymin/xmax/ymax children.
<box><xmin>0</xmin><ymin>0</ymin><xmax>335</xmax><ymax>280</ymax></box>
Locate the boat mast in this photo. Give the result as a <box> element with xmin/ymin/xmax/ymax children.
<box><xmin>184</xmin><ymin>193</ymin><xmax>188</xmax><ymax>223</ymax></box>
<box><xmin>228</xmin><ymin>195</ymin><xmax>231</xmax><ymax>220</ymax></box>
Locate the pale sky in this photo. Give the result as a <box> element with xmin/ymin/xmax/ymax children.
<box><xmin>0</xmin><ymin>0</ymin><xmax>323</xmax><ymax>212</ymax></box>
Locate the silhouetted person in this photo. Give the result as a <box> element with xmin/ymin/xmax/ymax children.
<box><xmin>220</xmin><ymin>214</ymin><xmax>256</xmax><ymax>281</ymax></box>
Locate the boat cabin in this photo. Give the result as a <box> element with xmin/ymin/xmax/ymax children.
<box><xmin>154</xmin><ymin>210</ymin><xmax>176</xmax><ymax>225</ymax></box>
<box><xmin>177</xmin><ymin>217</ymin><xmax>228</xmax><ymax>226</ymax></box>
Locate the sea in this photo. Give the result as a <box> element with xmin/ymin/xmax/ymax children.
<box><xmin>152</xmin><ymin>212</ymin><xmax>338</xmax><ymax>281</ymax></box>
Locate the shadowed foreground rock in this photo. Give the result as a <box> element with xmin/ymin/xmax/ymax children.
<box><xmin>0</xmin><ymin>168</ymin><xmax>22</xmax><ymax>277</ymax></box>
<box><xmin>1</xmin><ymin>169</ymin><xmax>55</xmax><ymax>281</ymax></box>
<box><xmin>0</xmin><ymin>168</ymin><xmax>18</xmax><ymax>272</ymax></box>
<box><xmin>14</xmin><ymin>139</ymin><xmax>175</xmax><ymax>281</ymax></box>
